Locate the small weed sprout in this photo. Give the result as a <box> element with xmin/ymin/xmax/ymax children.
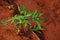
<box><xmin>2</xmin><ymin>6</ymin><xmax>46</xmax><ymax>34</ymax></box>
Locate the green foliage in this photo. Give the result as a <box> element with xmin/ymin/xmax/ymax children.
<box><xmin>2</xmin><ymin>20</ymin><xmax>8</xmax><ymax>25</ymax></box>
<box><xmin>2</xmin><ymin>6</ymin><xmax>46</xmax><ymax>31</ymax></box>
<box><xmin>20</xmin><ymin>6</ymin><xmax>26</xmax><ymax>14</ymax></box>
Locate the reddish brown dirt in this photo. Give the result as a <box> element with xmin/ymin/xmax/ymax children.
<box><xmin>0</xmin><ymin>0</ymin><xmax>40</xmax><ymax>40</ymax></box>
<box><xmin>15</xmin><ymin>0</ymin><xmax>60</xmax><ymax>40</ymax></box>
<box><xmin>0</xmin><ymin>0</ymin><xmax>60</xmax><ymax>40</ymax></box>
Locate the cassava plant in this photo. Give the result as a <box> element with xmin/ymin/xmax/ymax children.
<box><xmin>2</xmin><ymin>6</ymin><xmax>46</xmax><ymax>34</ymax></box>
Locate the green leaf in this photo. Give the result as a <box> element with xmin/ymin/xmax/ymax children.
<box><xmin>18</xmin><ymin>16</ymin><xmax>24</xmax><ymax>20</ymax></box>
<box><xmin>14</xmin><ymin>22</ymin><xmax>19</xmax><ymax>27</ymax></box>
<box><xmin>38</xmin><ymin>13</ymin><xmax>43</xmax><ymax>17</ymax></box>
<box><xmin>2</xmin><ymin>21</ymin><xmax>8</xmax><ymax>25</ymax></box>
<box><xmin>14</xmin><ymin>22</ymin><xmax>22</xmax><ymax>29</ymax></box>
<box><xmin>35</xmin><ymin>13</ymin><xmax>42</xmax><ymax>18</ymax></box>
<box><xmin>23</xmin><ymin>20</ymin><xmax>29</xmax><ymax>27</ymax></box>
<box><xmin>36</xmin><ymin>18</ymin><xmax>41</xmax><ymax>22</ymax></box>
<box><xmin>36</xmin><ymin>21</ymin><xmax>42</xmax><ymax>30</ymax></box>
<box><xmin>11</xmin><ymin>18</ymin><xmax>15</xmax><ymax>23</ymax></box>
<box><xmin>26</xmin><ymin>12</ymin><xmax>32</xmax><ymax>17</ymax></box>
<box><xmin>32</xmin><ymin>10</ymin><xmax>37</xmax><ymax>20</ymax></box>
<box><xmin>11</xmin><ymin>15</ymin><xmax>18</xmax><ymax>23</ymax></box>
<box><xmin>14</xmin><ymin>15</ymin><xmax>18</xmax><ymax>18</ymax></box>
<box><xmin>33</xmin><ymin>10</ymin><xmax>37</xmax><ymax>16</ymax></box>
<box><xmin>40</xmin><ymin>18</ymin><xmax>47</xmax><ymax>22</ymax></box>
<box><xmin>20</xmin><ymin>6</ymin><xmax>26</xmax><ymax>14</ymax></box>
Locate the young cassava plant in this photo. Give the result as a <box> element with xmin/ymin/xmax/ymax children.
<box><xmin>2</xmin><ymin>6</ymin><xmax>46</xmax><ymax>34</ymax></box>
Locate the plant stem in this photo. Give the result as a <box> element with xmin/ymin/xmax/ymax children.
<box><xmin>5</xmin><ymin>0</ymin><xmax>20</xmax><ymax>15</ymax></box>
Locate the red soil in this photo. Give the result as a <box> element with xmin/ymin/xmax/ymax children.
<box><xmin>0</xmin><ymin>0</ymin><xmax>40</xmax><ymax>40</ymax></box>
<box><xmin>0</xmin><ymin>0</ymin><xmax>60</xmax><ymax>40</ymax></box>
<box><xmin>13</xmin><ymin>0</ymin><xmax>60</xmax><ymax>40</ymax></box>
<box><xmin>16</xmin><ymin>0</ymin><xmax>60</xmax><ymax>40</ymax></box>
